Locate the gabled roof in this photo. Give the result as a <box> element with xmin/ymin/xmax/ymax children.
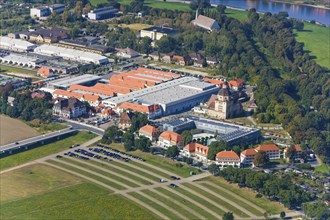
<box><xmin>216</xmin><ymin>150</ymin><xmax>239</xmax><ymax>159</ymax></box>
<box><xmin>118</xmin><ymin>47</ymin><xmax>139</xmax><ymax>56</ymax></box>
<box><xmin>241</xmin><ymin>148</ymin><xmax>257</xmax><ymax>156</ymax></box>
<box><xmin>139</xmin><ymin>124</ymin><xmax>158</xmax><ymax>135</ymax></box>
<box><xmin>203</xmin><ymin>78</ymin><xmax>224</xmax><ymax>86</ymax></box>
<box><xmin>229</xmin><ymin>79</ymin><xmax>244</xmax><ymax>88</ymax></box>
<box><xmin>255</xmin><ymin>144</ymin><xmax>280</xmax><ymax>151</ymax></box>
<box><xmin>119</xmin><ymin>111</ymin><xmax>134</xmax><ymax>124</ymax></box>
<box><xmin>117</xmin><ymin>102</ymin><xmax>160</xmax><ymax>113</ymax></box>
<box><xmin>184</xmin><ymin>143</ymin><xmax>209</xmax><ymax>156</ymax></box>
<box><xmin>192</xmin><ymin>15</ymin><xmax>220</xmax><ymax>31</ymax></box>
<box><xmin>37</xmin><ymin>67</ymin><xmax>52</xmax><ymax>77</ymax></box>
<box><xmin>159</xmin><ymin>130</ymin><xmax>182</xmax><ymax>143</ymax></box>
<box><xmin>285</xmin><ymin>145</ymin><xmax>303</xmax><ymax>152</ymax></box>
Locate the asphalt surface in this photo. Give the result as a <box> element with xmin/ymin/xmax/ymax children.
<box><xmin>63</xmin><ymin>119</ymin><xmax>105</xmax><ymax>136</ymax></box>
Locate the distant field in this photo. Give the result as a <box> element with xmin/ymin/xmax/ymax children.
<box><xmin>89</xmin><ymin>0</ymin><xmax>109</xmax><ymax>7</ymax></box>
<box><xmin>0</xmin><ymin>115</ymin><xmax>40</xmax><ymax>145</ymax></box>
<box><xmin>119</xmin><ymin>23</ymin><xmax>153</xmax><ymax>31</ymax></box>
<box><xmin>0</xmin><ymin>131</ymin><xmax>97</xmax><ymax>171</ymax></box>
<box><xmin>314</xmin><ymin>162</ymin><xmax>330</xmax><ymax>174</ymax></box>
<box><xmin>118</xmin><ymin>0</ymin><xmax>191</xmax><ymax>11</ymax></box>
<box><xmin>294</xmin><ymin>23</ymin><xmax>330</xmax><ymax>69</ymax></box>
<box><xmin>0</xmin><ymin>64</ymin><xmax>37</xmax><ymax>75</ymax></box>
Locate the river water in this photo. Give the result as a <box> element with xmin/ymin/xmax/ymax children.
<box><xmin>211</xmin><ymin>0</ymin><xmax>330</xmax><ymax>26</ymax></box>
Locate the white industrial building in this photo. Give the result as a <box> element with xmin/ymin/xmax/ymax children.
<box><xmin>0</xmin><ymin>36</ymin><xmax>37</xmax><ymax>52</ymax></box>
<box><xmin>87</xmin><ymin>7</ymin><xmax>118</xmax><ymax>20</ymax></box>
<box><xmin>34</xmin><ymin>44</ymin><xmax>109</xmax><ymax>65</ymax></box>
<box><xmin>0</xmin><ymin>54</ymin><xmax>44</xmax><ymax>68</ymax></box>
<box><xmin>30</xmin><ymin>4</ymin><xmax>64</xmax><ymax>18</ymax></box>
<box><xmin>103</xmin><ymin>77</ymin><xmax>219</xmax><ymax>116</ymax></box>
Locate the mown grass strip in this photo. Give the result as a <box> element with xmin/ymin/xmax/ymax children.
<box><xmin>128</xmin><ymin>160</ymin><xmax>172</xmax><ymax>178</ymax></box>
<box><xmin>128</xmin><ymin>192</ymin><xmax>181</xmax><ymax>219</ymax></box>
<box><xmin>87</xmin><ymin>159</ymin><xmax>153</xmax><ymax>185</ymax></box>
<box><xmin>182</xmin><ymin>183</ymin><xmax>249</xmax><ymax>218</ymax></box>
<box><xmin>61</xmin><ymin>157</ymin><xmax>139</xmax><ymax>188</ymax></box>
<box><xmin>200</xmin><ymin>182</ymin><xmax>264</xmax><ymax>216</ymax></box>
<box><xmin>174</xmin><ymin>186</ymin><xmax>226</xmax><ymax>216</ymax></box>
<box><xmin>142</xmin><ymin>189</ymin><xmax>199</xmax><ymax>220</ymax></box>
<box><xmin>47</xmin><ymin>159</ymin><xmax>124</xmax><ymax>190</ymax></box>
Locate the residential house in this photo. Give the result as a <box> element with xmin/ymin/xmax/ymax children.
<box><xmin>284</xmin><ymin>145</ymin><xmax>303</xmax><ymax>159</ymax></box>
<box><xmin>189</xmin><ymin>52</ymin><xmax>205</xmax><ymax>68</ymax></box>
<box><xmin>158</xmin><ymin>130</ymin><xmax>183</xmax><ymax>149</ymax></box>
<box><xmin>255</xmin><ymin>144</ymin><xmax>281</xmax><ymax>160</ymax></box>
<box><xmin>28</xmin><ymin>28</ymin><xmax>68</xmax><ymax>43</ymax></box>
<box><xmin>191</xmin><ymin>10</ymin><xmax>220</xmax><ymax>32</ymax></box>
<box><xmin>139</xmin><ymin>124</ymin><xmax>159</xmax><ymax>141</ymax></box>
<box><xmin>53</xmin><ymin>89</ymin><xmax>102</xmax><ymax>107</ymax></box>
<box><xmin>161</xmin><ymin>52</ymin><xmax>174</xmax><ymax>64</ymax></box>
<box><xmin>117</xmin><ymin>48</ymin><xmax>139</xmax><ymax>58</ymax></box>
<box><xmin>118</xmin><ymin>111</ymin><xmax>134</xmax><ymax>129</ymax></box>
<box><xmin>229</xmin><ymin>79</ymin><xmax>244</xmax><ymax>91</ymax></box>
<box><xmin>37</xmin><ymin>67</ymin><xmax>55</xmax><ymax>78</ymax></box>
<box><xmin>117</xmin><ymin>102</ymin><xmax>162</xmax><ymax>119</ymax></box>
<box><xmin>52</xmin><ymin>98</ymin><xmax>86</xmax><ymax>119</ymax></box>
<box><xmin>216</xmin><ymin>150</ymin><xmax>240</xmax><ymax>168</ymax></box>
<box><xmin>182</xmin><ymin>142</ymin><xmax>209</xmax><ymax>163</ymax></box>
<box><xmin>149</xmin><ymin>51</ymin><xmax>162</xmax><ymax>61</ymax></box>
<box><xmin>173</xmin><ymin>55</ymin><xmax>191</xmax><ymax>66</ymax></box>
<box><xmin>240</xmin><ymin>148</ymin><xmax>257</xmax><ymax>165</ymax></box>
<box><xmin>206</xmin><ymin>56</ymin><xmax>218</xmax><ymax>66</ymax></box>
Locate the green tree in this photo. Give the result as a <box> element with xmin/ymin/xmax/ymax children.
<box><xmin>181</xmin><ymin>130</ymin><xmax>193</xmax><ymax>146</ymax></box>
<box><xmin>286</xmin><ymin>145</ymin><xmax>296</xmax><ymax>162</ymax></box>
<box><xmin>130</xmin><ymin>113</ymin><xmax>148</xmax><ymax>132</ymax></box>
<box><xmin>156</xmin><ymin>36</ymin><xmax>177</xmax><ymax>53</ymax></box>
<box><xmin>137</xmin><ymin>37</ymin><xmax>152</xmax><ymax>55</ymax></box>
<box><xmin>223</xmin><ymin>212</ymin><xmax>234</xmax><ymax>220</ymax></box>
<box><xmin>101</xmin><ymin>126</ymin><xmax>121</xmax><ymax>144</ymax></box>
<box><xmin>208</xmin><ymin>164</ymin><xmax>220</xmax><ymax>176</ymax></box>
<box><xmin>165</xmin><ymin>146</ymin><xmax>179</xmax><ymax>158</ymax></box>
<box><xmin>207</xmin><ymin>141</ymin><xmax>226</xmax><ymax>160</ymax></box>
<box><xmin>253</xmin><ymin>151</ymin><xmax>269</xmax><ymax>167</ymax></box>
<box><xmin>216</xmin><ymin>4</ymin><xmax>226</xmax><ymax>14</ymax></box>
<box><xmin>280</xmin><ymin>211</ymin><xmax>286</xmax><ymax>219</ymax></box>
<box><xmin>123</xmin><ymin>131</ymin><xmax>135</xmax><ymax>151</ymax></box>
<box><xmin>135</xmin><ymin>136</ymin><xmax>151</xmax><ymax>152</ymax></box>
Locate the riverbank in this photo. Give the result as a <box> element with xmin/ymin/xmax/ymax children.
<box><xmin>270</xmin><ymin>0</ymin><xmax>330</xmax><ymax>10</ymax></box>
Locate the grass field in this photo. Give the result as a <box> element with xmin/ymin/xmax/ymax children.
<box><xmin>118</xmin><ymin>0</ymin><xmax>190</xmax><ymax>11</ymax></box>
<box><xmin>198</xmin><ymin>176</ymin><xmax>287</xmax><ymax>214</ymax></box>
<box><xmin>0</xmin><ymin>131</ymin><xmax>97</xmax><ymax>171</ymax></box>
<box><xmin>314</xmin><ymin>162</ymin><xmax>330</xmax><ymax>174</ymax></box>
<box><xmin>294</xmin><ymin>23</ymin><xmax>330</xmax><ymax>69</ymax></box>
<box><xmin>26</xmin><ymin>121</ymin><xmax>68</xmax><ymax>134</ymax></box>
<box><xmin>109</xmin><ymin>143</ymin><xmax>201</xmax><ymax>177</ymax></box>
<box><xmin>0</xmin><ymin>115</ymin><xmax>40</xmax><ymax>145</ymax></box>
<box><xmin>89</xmin><ymin>0</ymin><xmax>109</xmax><ymax>6</ymax></box>
<box><xmin>0</xmin><ymin>164</ymin><xmax>82</xmax><ymax>203</ymax></box>
<box><xmin>0</xmin><ymin>64</ymin><xmax>37</xmax><ymax>75</ymax></box>
<box><xmin>119</xmin><ymin>23</ymin><xmax>153</xmax><ymax>31</ymax></box>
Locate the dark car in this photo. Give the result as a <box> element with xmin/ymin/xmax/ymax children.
<box><xmin>170</xmin><ymin>183</ymin><xmax>178</xmax><ymax>188</ymax></box>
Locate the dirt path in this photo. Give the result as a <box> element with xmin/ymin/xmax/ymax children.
<box><xmin>201</xmin><ymin>181</ymin><xmax>266</xmax><ymax>214</ymax></box>
<box><xmin>192</xmin><ymin>182</ymin><xmax>257</xmax><ymax>218</ymax></box>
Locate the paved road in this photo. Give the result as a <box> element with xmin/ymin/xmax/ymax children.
<box><xmin>0</xmin><ymin>128</ymin><xmax>76</xmax><ymax>152</ymax></box>
<box><xmin>63</xmin><ymin>119</ymin><xmax>105</xmax><ymax>136</ymax></box>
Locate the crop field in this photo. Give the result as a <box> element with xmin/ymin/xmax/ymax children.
<box><xmin>0</xmin><ymin>115</ymin><xmax>40</xmax><ymax>145</ymax></box>
<box><xmin>119</xmin><ymin>23</ymin><xmax>153</xmax><ymax>31</ymax></box>
<box><xmin>11</xmin><ymin>143</ymin><xmax>287</xmax><ymax>219</ymax></box>
<box><xmin>0</xmin><ymin>131</ymin><xmax>97</xmax><ymax>171</ymax></box>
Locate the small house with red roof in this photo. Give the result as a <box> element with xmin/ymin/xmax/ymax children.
<box><xmin>216</xmin><ymin>150</ymin><xmax>240</xmax><ymax>168</ymax></box>
<box><xmin>228</xmin><ymin>79</ymin><xmax>244</xmax><ymax>91</ymax></box>
<box><xmin>158</xmin><ymin>130</ymin><xmax>183</xmax><ymax>149</ymax></box>
<box><xmin>240</xmin><ymin>148</ymin><xmax>257</xmax><ymax>165</ymax></box>
<box><xmin>255</xmin><ymin>144</ymin><xmax>280</xmax><ymax>160</ymax></box>
<box><xmin>284</xmin><ymin>145</ymin><xmax>303</xmax><ymax>159</ymax></box>
<box><xmin>182</xmin><ymin>143</ymin><xmax>209</xmax><ymax>162</ymax></box>
<box><xmin>139</xmin><ymin>124</ymin><xmax>159</xmax><ymax>141</ymax></box>
<box><xmin>37</xmin><ymin>67</ymin><xmax>54</xmax><ymax>78</ymax></box>
<box><xmin>118</xmin><ymin>111</ymin><xmax>134</xmax><ymax>129</ymax></box>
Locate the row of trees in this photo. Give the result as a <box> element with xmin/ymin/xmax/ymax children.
<box><xmin>219</xmin><ymin>167</ymin><xmax>312</xmax><ymax>209</ymax></box>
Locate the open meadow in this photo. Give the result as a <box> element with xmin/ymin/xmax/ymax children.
<box><xmin>0</xmin><ymin>115</ymin><xmax>40</xmax><ymax>145</ymax></box>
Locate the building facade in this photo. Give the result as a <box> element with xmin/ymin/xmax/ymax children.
<box><xmin>216</xmin><ymin>150</ymin><xmax>240</xmax><ymax>168</ymax></box>
<box><xmin>140</xmin><ymin>26</ymin><xmax>178</xmax><ymax>41</ymax></box>
<box><xmin>53</xmin><ymin>98</ymin><xmax>86</xmax><ymax>119</ymax></box>
<box><xmin>182</xmin><ymin>143</ymin><xmax>209</xmax><ymax>163</ymax></box>
<box><xmin>87</xmin><ymin>7</ymin><xmax>118</xmax><ymax>20</ymax></box>
<box><xmin>139</xmin><ymin>124</ymin><xmax>159</xmax><ymax>141</ymax></box>
<box><xmin>255</xmin><ymin>144</ymin><xmax>281</xmax><ymax>160</ymax></box>
<box><xmin>240</xmin><ymin>148</ymin><xmax>257</xmax><ymax>165</ymax></box>
<box><xmin>158</xmin><ymin>130</ymin><xmax>183</xmax><ymax>149</ymax></box>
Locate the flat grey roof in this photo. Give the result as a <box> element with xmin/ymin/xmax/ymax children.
<box><xmin>103</xmin><ymin>77</ymin><xmax>218</xmax><ymax>106</ymax></box>
<box><xmin>48</xmin><ymin>74</ymin><xmax>102</xmax><ymax>88</ymax></box>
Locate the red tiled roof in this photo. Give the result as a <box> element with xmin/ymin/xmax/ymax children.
<box><xmin>53</xmin><ymin>89</ymin><xmax>101</xmax><ymax>103</ymax></box>
<box><xmin>69</xmin><ymin>84</ymin><xmax>115</xmax><ymax>97</ymax></box>
<box><xmin>241</xmin><ymin>148</ymin><xmax>257</xmax><ymax>156</ymax></box>
<box><xmin>255</xmin><ymin>144</ymin><xmax>280</xmax><ymax>151</ymax></box>
<box><xmin>203</xmin><ymin>78</ymin><xmax>224</xmax><ymax>86</ymax></box>
<box><xmin>139</xmin><ymin>124</ymin><xmax>158</xmax><ymax>135</ymax></box>
<box><xmin>184</xmin><ymin>143</ymin><xmax>209</xmax><ymax>156</ymax></box>
<box><xmin>229</xmin><ymin>79</ymin><xmax>244</xmax><ymax>87</ymax></box>
<box><xmin>117</xmin><ymin>102</ymin><xmax>160</xmax><ymax>113</ymax></box>
<box><xmin>159</xmin><ymin>130</ymin><xmax>182</xmax><ymax>143</ymax></box>
<box><xmin>37</xmin><ymin>67</ymin><xmax>52</xmax><ymax>77</ymax></box>
<box><xmin>216</xmin><ymin>150</ymin><xmax>239</xmax><ymax>159</ymax></box>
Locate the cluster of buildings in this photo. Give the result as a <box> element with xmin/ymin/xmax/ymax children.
<box><xmin>30</xmin><ymin>4</ymin><xmax>65</xmax><ymax>18</ymax></box>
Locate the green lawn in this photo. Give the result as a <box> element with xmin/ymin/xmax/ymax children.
<box><xmin>294</xmin><ymin>23</ymin><xmax>330</xmax><ymax>69</ymax></box>
<box><xmin>47</xmin><ymin>159</ymin><xmax>125</xmax><ymax>190</ymax></box>
<box><xmin>0</xmin><ymin>164</ymin><xmax>82</xmax><ymax>203</ymax></box>
<box><xmin>108</xmin><ymin>143</ymin><xmax>201</xmax><ymax>177</ymax></box>
<box><xmin>118</xmin><ymin>0</ymin><xmax>191</xmax><ymax>11</ymax></box>
<box><xmin>1</xmin><ymin>182</ymin><xmax>156</xmax><ymax>220</ymax></box>
<box><xmin>61</xmin><ymin>157</ymin><xmax>140</xmax><ymax>187</ymax></box>
<box><xmin>199</xmin><ymin>176</ymin><xmax>287</xmax><ymax>215</ymax></box>
<box><xmin>0</xmin><ymin>64</ymin><xmax>37</xmax><ymax>75</ymax></box>
<box><xmin>0</xmin><ymin>131</ymin><xmax>97</xmax><ymax>171</ymax></box>
<box><xmin>141</xmin><ymin>189</ymin><xmax>199</xmax><ymax>219</ymax></box>
<box><xmin>129</xmin><ymin>192</ymin><xmax>180</xmax><ymax>219</ymax></box>
<box><xmin>314</xmin><ymin>162</ymin><xmax>330</xmax><ymax>174</ymax></box>
<box><xmin>156</xmin><ymin>187</ymin><xmax>216</xmax><ymax>220</ymax></box>
<box><xmin>225</xmin><ymin>8</ymin><xmax>249</xmax><ymax>21</ymax></box>
<box><xmin>26</xmin><ymin>121</ymin><xmax>68</xmax><ymax>134</ymax></box>
<box><xmin>89</xmin><ymin>0</ymin><xmax>109</xmax><ymax>6</ymax></box>
<box><xmin>182</xmin><ymin>183</ymin><xmax>249</xmax><ymax>218</ymax></box>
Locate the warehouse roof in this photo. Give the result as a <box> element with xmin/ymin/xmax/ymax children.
<box><xmin>48</xmin><ymin>74</ymin><xmax>102</xmax><ymax>89</ymax></box>
<box><xmin>0</xmin><ymin>36</ymin><xmax>36</xmax><ymax>49</ymax></box>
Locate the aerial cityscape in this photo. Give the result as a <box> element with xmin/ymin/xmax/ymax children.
<box><xmin>0</xmin><ymin>0</ymin><xmax>329</xmax><ymax>219</ymax></box>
